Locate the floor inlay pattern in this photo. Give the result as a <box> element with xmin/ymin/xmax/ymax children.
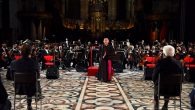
<box><xmin>118</xmin><ymin>70</ymin><xmax>194</xmax><ymax>110</ymax></box>
<box><xmin>1</xmin><ymin>69</ymin><xmax>86</xmax><ymax>110</ymax></box>
<box><xmin>0</xmin><ymin>69</ymin><xmax>194</xmax><ymax>110</ymax></box>
<box><xmin>80</xmin><ymin>76</ymin><xmax>131</xmax><ymax>110</ymax></box>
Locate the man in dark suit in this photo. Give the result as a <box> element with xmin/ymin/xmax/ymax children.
<box><xmin>10</xmin><ymin>44</ymin><xmax>41</xmax><ymax>110</ymax></box>
<box><xmin>38</xmin><ymin>44</ymin><xmax>52</xmax><ymax>70</ymax></box>
<box><xmin>153</xmin><ymin>45</ymin><xmax>183</xmax><ymax>110</ymax></box>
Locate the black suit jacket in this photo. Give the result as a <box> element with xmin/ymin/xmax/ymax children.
<box><xmin>99</xmin><ymin>44</ymin><xmax>115</xmax><ymax>61</ymax></box>
<box><xmin>152</xmin><ymin>57</ymin><xmax>183</xmax><ymax>85</ymax></box>
<box><xmin>10</xmin><ymin>57</ymin><xmax>40</xmax><ymax>96</ymax></box>
<box><xmin>36</xmin><ymin>49</ymin><xmax>50</xmax><ymax>62</ymax></box>
<box><xmin>10</xmin><ymin>57</ymin><xmax>39</xmax><ymax>74</ymax></box>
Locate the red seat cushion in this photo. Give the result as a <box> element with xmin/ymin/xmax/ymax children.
<box><xmin>146</xmin><ymin>64</ymin><xmax>156</xmax><ymax>68</ymax></box>
<box><xmin>185</xmin><ymin>64</ymin><xmax>195</xmax><ymax>68</ymax></box>
<box><xmin>87</xmin><ymin>66</ymin><xmax>115</xmax><ymax>77</ymax></box>
<box><xmin>88</xmin><ymin>66</ymin><xmax>99</xmax><ymax>76</ymax></box>
<box><xmin>45</xmin><ymin>62</ymin><xmax>54</xmax><ymax>66</ymax></box>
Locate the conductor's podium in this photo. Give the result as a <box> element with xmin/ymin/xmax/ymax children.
<box><xmin>88</xmin><ymin>66</ymin><xmax>99</xmax><ymax>76</ymax></box>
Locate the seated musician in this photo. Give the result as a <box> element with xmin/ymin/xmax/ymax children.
<box><xmin>152</xmin><ymin>45</ymin><xmax>183</xmax><ymax>110</ymax></box>
<box><xmin>40</xmin><ymin>44</ymin><xmax>52</xmax><ymax>70</ymax></box>
<box><xmin>127</xmin><ymin>49</ymin><xmax>137</xmax><ymax>70</ymax></box>
<box><xmin>9</xmin><ymin>43</ymin><xmax>20</xmax><ymax>60</ymax></box>
<box><xmin>52</xmin><ymin>45</ymin><xmax>59</xmax><ymax>67</ymax></box>
<box><xmin>0</xmin><ymin>43</ymin><xmax>10</xmax><ymax>69</ymax></box>
<box><xmin>10</xmin><ymin>44</ymin><xmax>41</xmax><ymax>110</ymax></box>
<box><xmin>188</xmin><ymin>47</ymin><xmax>195</xmax><ymax>58</ymax></box>
<box><xmin>58</xmin><ymin>45</ymin><xmax>65</xmax><ymax>68</ymax></box>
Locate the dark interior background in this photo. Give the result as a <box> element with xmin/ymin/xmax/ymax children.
<box><xmin>0</xmin><ymin>0</ymin><xmax>194</xmax><ymax>43</ymax></box>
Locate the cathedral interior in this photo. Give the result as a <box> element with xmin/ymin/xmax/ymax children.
<box><xmin>0</xmin><ymin>0</ymin><xmax>195</xmax><ymax>43</ymax></box>
<box><xmin>1</xmin><ymin>0</ymin><xmax>195</xmax><ymax>110</ymax></box>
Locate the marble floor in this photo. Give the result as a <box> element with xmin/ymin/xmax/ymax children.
<box><xmin>0</xmin><ymin>69</ymin><xmax>193</xmax><ymax>110</ymax></box>
<box><xmin>118</xmin><ymin>70</ymin><xmax>193</xmax><ymax>110</ymax></box>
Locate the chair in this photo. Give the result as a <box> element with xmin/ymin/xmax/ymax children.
<box><xmin>146</xmin><ymin>57</ymin><xmax>156</xmax><ymax>63</ymax></box>
<box><xmin>144</xmin><ymin>57</ymin><xmax>156</xmax><ymax>80</ymax></box>
<box><xmin>157</xmin><ymin>73</ymin><xmax>182</xmax><ymax>110</ymax></box>
<box><xmin>183</xmin><ymin>56</ymin><xmax>195</xmax><ymax>82</ymax></box>
<box><xmin>183</xmin><ymin>57</ymin><xmax>195</xmax><ymax>69</ymax></box>
<box><xmin>112</xmin><ymin>51</ymin><xmax>124</xmax><ymax>73</ymax></box>
<box><xmin>184</xmin><ymin>57</ymin><xmax>194</xmax><ymax>63</ymax></box>
<box><xmin>13</xmin><ymin>72</ymin><xmax>42</xmax><ymax>110</ymax></box>
<box><xmin>44</xmin><ymin>55</ymin><xmax>55</xmax><ymax>68</ymax></box>
<box><xmin>75</xmin><ymin>52</ymin><xmax>88</xmax><ymax>72</ymax></box>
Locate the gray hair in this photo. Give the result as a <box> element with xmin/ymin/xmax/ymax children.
<box><xmin>163</xmin><ymin>45</ymin><xmax>175</xmax><ymax>57</ymax></box>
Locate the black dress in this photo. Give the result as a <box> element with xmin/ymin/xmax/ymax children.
<box><xmin>0</xmin><ymin>79</ymin><xmax>8</xmax><ymax>104</ymax></box>
<box><xmin>96</xmin><ymin>44</ymin><xmax>115</xmax><ymax>82</ymax></box>
<box><xmin>0</xmin><ymin>78</ymin><xmax>11</xmax><ymax>110</ymax></box>
<box><xmin>10</xmin><ymin>57</ymin><xmax>41</xmax><ymax>96</ymax></box>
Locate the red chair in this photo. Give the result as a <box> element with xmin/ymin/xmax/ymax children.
<box><xmin>146</xmin><ymin>64</ymin><xmax>156</xmax><ymax>68</ymax></box>
<box><xmin>185</xmin><ymin>64</ymin><xmax>195</xmax><ymax>68</ymax></box>
<box><xmin>88</xmin><ymin>46</ymin><xmax>99</xmax><ymax>76</ymax></box>
<box><xmin>44</xmin><ymin>55</ymin><xmax>55</xmax><ymax>67</ymax></box>
<box><xmin>184</xmin><ymin>57</ymin><xmax>194</xmax><ymax>63</ymax></box>
<box><xmin>183</xmin><ymin>57</ymin><xmax>195</xmax><ymax>69</ymax></box>
<box><xmin>14</xmin><ymin>55</ymin><xmax>22</xmax><ymax>60</ymax></box>
<box><xmin>144</xmin><ymin>57</ymin><xmax>157</xmax><ymax>80</ymax></box>
<box><xmin>145</xmin><ymin>57</ymin><xmax>156</xmax><ymax>68</ymax></box>
<box><xmin>183</xmin><ymin>56</ymin><xmax>195</xmax><ymax>82</ymax></box>
<box><xmin>88</xmin><ymin>66</ymin><xmax>99</xmax><ymax>76</ymax></box>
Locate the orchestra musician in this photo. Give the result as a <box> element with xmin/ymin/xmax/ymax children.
<box><xmin>1</xmin><ymin>39</ymin><xmax>195</xmax><ymax>75</ymax></box>
<box><xmin>39</xmin><ymin>44</ymin><xmax>52</xmax><ymax>70</ymax></box>
<box><xmin>0</xmin><ymin>43</ymin><xmax>10</xmax><ymax>69</ymax></box>
<box><xmin>9</xmin><ymin>43</ymin><xmax>21</xmax><ymax>61</ymax></box>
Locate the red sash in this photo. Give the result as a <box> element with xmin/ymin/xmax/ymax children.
<box><xmin>108</xmin><ymin>60</ymin><xmax>113</xmax><ymax>81</ymax></box>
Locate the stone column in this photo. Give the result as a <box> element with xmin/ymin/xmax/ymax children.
<box><xmin>10</xmin><ymin>0</ymin><xmax>20</xmax><ymax>41</ymax></box>
<box><xmin>38</xmin><ymin>20</ymin><xmax>43</xmax><ymax>40</ymax></box>
<box><xmin>108</xmin><ymin>0</ymin><xmax>116</xmax><ymax>21</ymax></box>
<box><xmin>80</xmin><ymin>0</ymin><xmax>88</xmax><ymax>20</ymax></box>
<box><xmin>180</xmin><ymin>0</ymin><xmax>185</xmax><ymax>41</ymax></box>
<box><xmin>61</xmin><ymin>0</ymin><xmax>65</xmax><ymax>16</ymax></box>
<box><xmin>127</xmin><ymin>0</ymin><xmax>130</xmax><ymax>19</ymax></box>
<box><xmin>0</xmin><ymin>0</ymin><xmax>2</xmax><ymax>29</ymax></box>
<box><xmin>2</xmin><ymin>0</ymin><xmax>9</xmax><ymax>29</ymax></box>
<box><xmin>43</xmin><ymin>26</ymin><xmax>46</xmax><ymax>39</ymax></box>
<box><xmin>65</xmin><ymin>0</ymin><xmax>69</xmax><ymax>17</ymax></box>
<box><xmin>31</xmin><ymin>21</ymin><xmax>36</xmax><ymax>40</ymax></box>
<box><xmin>36</xmin><ymin>0</ymin><xmax>45</xmax><ymax>12</ymax></box>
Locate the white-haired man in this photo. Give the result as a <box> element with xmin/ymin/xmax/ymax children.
<box><xmin>152</xmin><ymin>45</ymin><xmax>183</xmax><ymax>110</ymax></box>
